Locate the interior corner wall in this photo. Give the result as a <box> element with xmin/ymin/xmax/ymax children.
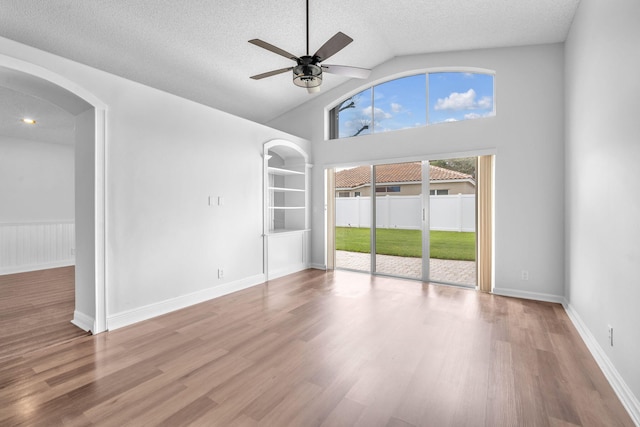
<box><xmin>268</xmin><ymin>43</ymin><xmax>566</xmax><ymax>302</ymax></box>
<box><xmin>0</xmin><ymin>36</ymin><xmax>309</xmax><ymax>329</ymax></box>
<box><xmin>0</xmin><ymin>136</ymin><xmax>74</xmax><ymax>222</ymax></box>
<box><xmin>565</xmin><ymin>0</ymin><xmax>640</xmax><ymax>413</ymax></box>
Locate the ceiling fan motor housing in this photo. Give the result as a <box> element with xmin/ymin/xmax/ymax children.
<box><xmin>293</xmin><ymin>56</ymin><xmax>322</xmax><ymax>89</ymax></box>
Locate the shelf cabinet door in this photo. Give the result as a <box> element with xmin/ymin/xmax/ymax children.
<box><xmin>266</xmin><ymin>231</ymin><xmax>308</xmax><ymax>278</ymax></box>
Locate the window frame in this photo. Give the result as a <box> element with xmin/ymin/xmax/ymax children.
<box><xmin>327</xmin><ymin>68</ymin><xmax>495</xmax><ymax>141</ymax></box>
<box><xmin>376</xmin><ymin>185</ymin><xmax>401</xmax><ymax>193</ymax></box>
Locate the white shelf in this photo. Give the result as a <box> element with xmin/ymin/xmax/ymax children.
<box><xmin>268</xmin><ymin>166</ymin><xmax>304</xmax><ymax>176</ymax></box>
<box><xmin>268</xmin><ymin>186</ymin><xmax>305</xmax><ymax>193</ymax></box>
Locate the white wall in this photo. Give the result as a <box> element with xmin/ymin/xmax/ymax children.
<box><xmin>0</xmin><ymin>137</ymin><xmax>76</xmax><ymax>274</ymax></box>
<box><xmin>0</xmin><ymin>36</ymin><xmax>309</xmax><ymax>328</ymax></box>
<box><xmin>0</xmin><ymin>137</ymin><xmax>74</xmax><ymax>222</ymax></box>
<box><xmin>105</xmin><ymin>88</ymin><xmax>307</xmax><ymax>319</ymax></box>
<box><xmin>565</xmin><ymin>0</ymin><xmax>640</xmax><ymax>419</ymax></box>
<box><xmin>269</xmin><ymin>44</ymin><xmax>566</xmax><ymax>301</ymax></box>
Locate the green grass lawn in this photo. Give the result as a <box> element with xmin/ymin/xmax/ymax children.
<box><xmin>335</xmin><ymin>227</ymin><xmax>476</xmax><ymax>261</ymax></box>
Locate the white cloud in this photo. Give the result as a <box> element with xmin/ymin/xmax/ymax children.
<box><xmin>444</xmin><ymin>118</ymin><xmax>458</xmax><ymax>122</ymax></box>
<box><xmin>391</xmin><ymin>102</ymin><xmax>402</xmax><ymax>113</ymax></box>
<box><xmin>378</xmin><ymin>109</ymin><xmax>392</xmax><ymax>120</ymax></box>
<box><xmin>477</xmin><ymin>96</ymin><xmax>492</xmax><ymax>109</ymax></box>
<box><xmin>434</xmin><ymin>89</ymin><xmax>493</xmax><ymax>111</ymax></box>
<box><xmin>464</xmin><ymin>111</ymin><xmax>495</xmax><ymax>120</ymax></box>
<box><xmin>434</xmin><ymin>89</ymin><xmax>477</xmax><ymax>110</ymax></box>
<box><xmin>362</xmin><ymin>106</ymin><xmax>392</xmax><ymax>120</ymax></box>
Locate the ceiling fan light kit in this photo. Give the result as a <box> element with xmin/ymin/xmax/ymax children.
<box><xmin>293</xmin><ymin>61</ymin><xmax>322</xmax><ymax>93</ymax></box>
<box><xmin>249</xmin><ymin>0</ymin><xmax>370</xmax><ymax>93</ymax></box>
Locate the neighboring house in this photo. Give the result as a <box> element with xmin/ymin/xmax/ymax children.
<box><xmin>335</xmin><ymin>163</ymin><xmax>475</xmax><ymax>197</ymax></box>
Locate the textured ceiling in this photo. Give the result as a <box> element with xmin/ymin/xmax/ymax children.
<box><xmin>0</xmin><ymin>0</ymin><xmax>580</xmax><ymax>142</ymax></box>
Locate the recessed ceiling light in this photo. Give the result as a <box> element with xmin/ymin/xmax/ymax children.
<box><xmin>21</xmin><ymin>118</ymin><xmax>36</xmax><ymax>125</ymax></box>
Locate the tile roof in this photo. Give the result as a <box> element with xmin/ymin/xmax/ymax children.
<box><xmin>335</xmin><ymin>162</ymin><xmax>474</xmax><ymax>189</ymax></box>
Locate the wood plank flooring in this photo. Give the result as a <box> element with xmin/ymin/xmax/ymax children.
<box><xmin>0</xmin><ymin>269</ymin><xmax>634</xmax><ymax>426</ymax></box>
<box><xmin>0</xmin><ymin>267</ymin><xmax>89</xmax><ymax>361</ymax></box>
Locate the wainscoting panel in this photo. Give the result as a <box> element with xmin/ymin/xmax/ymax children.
<box><xmin>0</xmin><ymin>221</ymin><xmax>75</xmax><ymax>274</ymax></box>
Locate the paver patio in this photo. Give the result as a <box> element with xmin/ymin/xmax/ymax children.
<box><xmin>336</xmin><ymin>250</ymin><xmax>476</xmax><ymax>286</ymax></box>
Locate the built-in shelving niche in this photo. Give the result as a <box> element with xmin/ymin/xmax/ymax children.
<box><xmin>263</xmin><ymin>140</ymin><xmax>311</xmax><ymax>279</ymax></box>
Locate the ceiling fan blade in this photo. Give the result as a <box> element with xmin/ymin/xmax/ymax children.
<box><xmin>250</xmin><ymin>67</ymin><xmax>294</xmax><ymax>80</ymax></box>
<box><xmin>248</xmin><ymin>39</ymin><xmax>300</xmax><ymax>62</ymax></box>
<box><xmin>313</xmin><ymin>32</ymin><xmax>353</xmax><ymax>62</ymax></box>
<box><xmin>321</xmin><ymin>64</ymin><xmax>371</xmax><ymax>79</ymax></box>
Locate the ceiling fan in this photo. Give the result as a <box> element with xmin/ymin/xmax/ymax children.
<box><xmin>248</xmin><ymin>0</ymin><xmax>371</xmax><ymax>93</ymax></box>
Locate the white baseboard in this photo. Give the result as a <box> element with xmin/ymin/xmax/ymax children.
<box><xmin>71</xmin><ymin>310</ymin><xmax>94</xmax><ymax>332</ymax></box>
<box><xmin>563</xmin><ymin>302</ymin><xmax>640</xmax><ymax>426</ymax></box>
<box><xmin>267</xmin><ymin>264</ymin><xmax>308</xmax><ymax>281</ymax></box>
<box><xmin>492</xmin><ymin>287</ymin><xmax>565</xmax><ymax>304</ymax></box>
<box><xmin>0</xmin><ymin>259</ymin><xmax>75</xmax><ymax>275</ymax></box>
<box><xmin>107</xmin><ymin>273</ymin><xmax>266</xmax><ymax>331</ymax></box>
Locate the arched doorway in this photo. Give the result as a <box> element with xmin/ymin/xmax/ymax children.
<box><xmin>0</xmin><ymin>56</ymin><xmax>107</xmax><ymax>334</ymax></box>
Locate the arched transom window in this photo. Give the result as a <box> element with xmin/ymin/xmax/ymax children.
<box><xmin>330</xmin><ymin>71</ymin><xmax>495</xmax><ymax>139</ymax></box>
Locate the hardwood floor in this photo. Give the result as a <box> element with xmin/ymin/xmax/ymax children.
<box><xmin>0</xmin><ymin>267</ymin><xmax>89</xmax><ymax>361</ymax></box>
<box><xmin>0</xmin><ymin>269</ymin><xmax>634</xmax><ymax>426</ymax></box>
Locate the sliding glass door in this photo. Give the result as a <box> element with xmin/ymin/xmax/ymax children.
<box><xmin>334</xmin><ymin>165</ymin><xmax>371</xmax><ymax>273</ymax></box>
<box><xmin>331</xmin><ymin>157</ymin><xmax>482</xmax><ymax>288</ymax></box>
<box><xmin>428</xmin><ymin>158</ymin><xmax>477</xmax><ymax>287</ymax></box>
<box><xmin>374</xmin><ymin>162</ymin><xmax>426</xmax><ymax>280</ymax></box>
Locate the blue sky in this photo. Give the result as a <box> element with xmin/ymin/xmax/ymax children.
<box><xmin>337</xmin><ymin>72</ymin><xmax>494</xmax><ymax>137</ymax></box>
<box><xmin>427</xmin><ymin>72</ymin><xmax>494</xmax><ymax>124</ymax></box>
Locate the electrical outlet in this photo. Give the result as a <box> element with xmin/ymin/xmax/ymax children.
<box><xmin>608</xmin><ymin>325</ymin><xmax>614</xmax><ymax>346</ymax></box>
<box><xmin>521</xmin><ymin>270</ymin><xmax>529</xmax><ymax>281</ymax></box>
<box><xmin>218</xmin><ymin>268</ymin><xmax>224</xmax><ymax>279</ymax></box>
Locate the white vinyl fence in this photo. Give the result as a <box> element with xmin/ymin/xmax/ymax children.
<box><xmin>336</xmin><ymin>195</ymin><xmax>475</xmax><ymax>232</ymax></box>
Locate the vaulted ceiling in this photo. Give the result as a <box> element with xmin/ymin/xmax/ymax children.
<box><xmin>0</xmin><ymin>0</ymin><xmax>580</xmax><ymax>142</ymax></box>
